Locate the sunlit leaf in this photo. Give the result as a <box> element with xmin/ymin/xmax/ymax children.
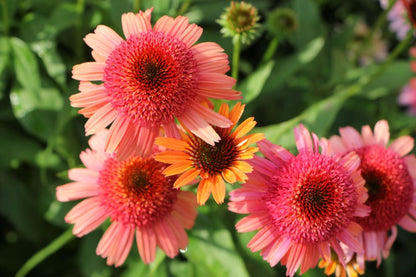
<box><xmin>239</xmin><ymin>60</ymin><xmax>275</xmax><ymax>104</ymax></box>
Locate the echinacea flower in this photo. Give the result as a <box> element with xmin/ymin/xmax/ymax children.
<box><xmin>228</xmin><ymin>125</ymin><xmax>370</xmax><ymax>277</ymax></box>
<box><xmin>329</xmin><ymin>120</ymin><xmax>416</xmax><ymax>266</ymax></box>
<box><xmin>71</xmin><ymin>9</ymin><xmax>241</xmax><ymax>160</ymax></box>
<box><xmin>56</xmin><ymin>130</ymin><xmax>197</xmax><ymax>266</ymax></box>
<box><xmin>154</xmin><ymin>102</ymin><xmax>264</xmax><ymax>205</ymax></box>
<box><xmin>379</xmin><ymin>0</ymin><xmax>410</xmax><ymax>40</ymax></box>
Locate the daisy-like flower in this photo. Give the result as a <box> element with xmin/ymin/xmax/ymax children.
<box><xmin>379</xmin><ymin>0</ymin><xmax>410</xmax><ymax>40</ymax></box>
<box><xmin>329</xmin><ymin>120</ymin><xmax>416</xmax><ymax>265</ymax></box>
<box><xmin>56</xmin><ymin>130</ymin><xmax>197</xmax><ymax>266</ymax></box>
<box><xmin>154</xmin><ymin>102</ymin><xmax>264</xmax><ymax>205</ymax></box>
<box><xmin>228</xmin><ymin>125</ymin><xmax>370</xmax><ymax>277</ymax></box>
<box><xmin>71</xmin><ymin>9</ymin><xmax>241</xmax><ymax>160</ymax></box>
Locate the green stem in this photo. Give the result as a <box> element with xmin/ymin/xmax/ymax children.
<box><xmin>1</xmin><ymin>0</ymin><xmax>9</xmax><ymax>36</ymax></box>
<box><xmin>232</xmin><ymin>37</ymin><xmax>241</xmax><ymax>81</ymax></box>
<box><xmin>16</xmin><ymin>228</ymin><xmax>74</xmax><ymax>277</ymax></box>
<box><xmin>133</xmin><ymin>0</ymin><xmax>141</xmax><ymax>13</ymax></box>
<box><xmin>176</xmin><ymin>0</ymin><xmax>192</xmax><ymax>16</ymax></box>
<box><xmin>261</xmin><ymin>37</ymin><xmax>279</xmax><ymax>64</ymax></box>
<box><xmin>347</xmin><ymin>30</ymin><xmax>413</xmax><ymax>98</ymax></box>
<box><xmin>74</xmin><ymin>0</ymin><xmax>86</xmax><ymax>62</ymax></box>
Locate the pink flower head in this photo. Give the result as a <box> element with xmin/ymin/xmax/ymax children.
<box><xmin>71</xmin><ymin>9</ymin><xmax>241</xmax><ymax>160</ymax></box>
<box><xmin>228</xmin><ymin>125</ymin><xmax>370</xmax><ymax>277</ymax></box>
<box><xmin>329</xmin><ymin>120</ymin><xmax>416</xmax><ymax>266</ymax></box>
<box><xmin>56</xmin><ymin>130</ymin><xmax>198</xmax><ymax>266</ymax></box>
<box><xmin>380</xmin><ymin>0</ymin><xmax>411</xmax><ymax>40</ymax></box>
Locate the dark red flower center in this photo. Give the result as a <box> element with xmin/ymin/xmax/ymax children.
<box><xmin>265</xmin><ymin>152</ymin><xmax>358</xmax><ymax>243</ymax></box>
<box><xmin>103</xmin><ymin>32</ymin><xmax>199</xmax><ymax>125</ymax></box>
<box><xmin>98</xmin><ymin>156</ymin><xmax>179</xmax><ymax>227</ymax></box>
<box><xmin>354</xmin><ymin>145</ymin><xmax>414</xmax><ymax>231</ymax></box>
<box><xmin>188</xmin><ymin>129</ymin><xmax>239</xmax><ymax>177</ymax></box>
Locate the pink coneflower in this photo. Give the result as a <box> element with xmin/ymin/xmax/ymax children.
<box><xmin>228</xmin><ymin>125</ymin><xmax>370</xmax><ymax>277</ymax></box>
<box><xmin>379</xmin><ymin>0</ymin><xmax>410</xmax><ymax>40</ymax></box>
<box><xmin>71</xmin><ymin>9</ymin><xmax>241</xmax><ymax>160</ymax></box>
<box><xmin>56</xmin><ymin>130</ymin><xmax>197</xmax><ymax>266</ymax></box>
<box><xmin>329</xmin><ymin>120</ymin><xmax>416</xmax><ymax>266</ymax></box>
<box><xmin>154</xmin><ymin>102</ymin><xmax>264</xmax><ymax>205</ymax></box>
<box><xmin>399</xmin><ymin>47</ymin><xmax>416</xmax><ymax>114</ymax></box>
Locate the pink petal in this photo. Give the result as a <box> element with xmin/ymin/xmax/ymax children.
<box><xmin>398</xmin><ymin>214</ymin><xmax>416</xmax><ymax>231</ymax></box>
<box><xmin>121</xmin><ymin>12</ymin><xmax>150</xmax><ymax>39</ymax></box>
<box><xmin>294</xmin><ymin>124</ymin><xmax>313</xmax><ymax>153</ymax></box>
<box><xmin>84</xmin><ymin>103</ymin><xmax>118</xmax><ymax>135</ymax></box>
<box><xmin>136</xmin><ymin>225</ymin><xmax>156</xmax><ymax>264</ymax></box>
<box><xmin>154</xmin><ymin>220</ymin><xmax>179</xmax><ymax>258</ymax></box>
<box><xmin>339</xmin><ymin>126</ymin><xmax>364</xmax><ymax>149</ymax></box>
<box><xmin>84</xmin><ymin>25</ymin><xmax>123</xmax><ymax>59</ymax></box>
<box><xmin>235</xmin><ymin>213</ymin><xmax>270</xmax><ymax>232</ymax></box>
<box><xmin>68</xmin><ymin>168</ymin><xmax>99</xmax><ymax>183</ymax></box>
<box><xmin>154</xmin><ymin>16</ymin><xmax>202</xmax><ymax>47</ymax></box>
<box><xmin>72</xmin><ymin>62</ymin><xmax>105</xmax><ymax>81</ymax></box>
<box><xmin>247</xmin><ymin>224</ymin><xmax>277</xmax><ymax>252</ymax></box>
<box><xmin>56</xmin><ymin>181</ymin><xmax>99</xmax><ymax>202</ymax></box>
<box><xmin>373</xmin><ymin>120</ymin><xmax>390</xmax><ymax>146</ymax></box>
<box><xmin>285</xmin><ymin>243</ymin><xmax>306</xmax><ymax>277</ymax></box>
<box><xmin>266</xmin><ymin>236</ymin><xmax>292</xmax><ymax>267</ymax></box>
<box><xmin>389</xmin><ymin>136</ymin><xmax>414</xmax><ymax>156</ymax></box>
<box><xmin>258</xmin><ymin>139</ymin><xmax>293</xmax><ymax>166</ymax></box>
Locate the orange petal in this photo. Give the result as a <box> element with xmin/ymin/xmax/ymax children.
<box><xmin>197</xmin><ymin>178</ymin><xmax>213</xmax><ymax>205</ymax></box>
<box><xmin>155</xmin><ymin>137</ymin><xmax>189</xmax><ymax>151</ymax></box>
<box><xmin>229</xmin><ymin>102</ymin><xmax>244</xmax><ymax>124</ymax></box>
<box><xmin>154</xmin><ymin>151</ymin><xmax>189</xmax><ymax>164</ymax></box>
<box><xmin>233</xmin><ymin>117</ymin><xmax>256</xmax><ymax>139</ymax></box>
<box><xmin>222</xmin><ymin>168</ymin><xmax>237</xmax><ymax>184</ymax></box>
<box><xmin>211</xmin><ymin>176</ymin><xmax>226</xmax><ymax>204</ymax></box>
<box><xmin>163</xmin><ymin>161</ymin><xmax>193</xmax><ymax>176</ymax></box>
<box><xmin>173</xmin><ymin>169</ymin><xmax>200</xmax><ymax>188</ymax></box>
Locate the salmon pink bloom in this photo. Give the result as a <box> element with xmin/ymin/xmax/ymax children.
<box><xmin>71</xmin><ymin>9</ymin><xmax>240</xmax><ymax>160</ymax></box>
<box><xmin>228</xmin><ymin>125</ymin><xmax>370</xmax><ymax>277</ymax></box>
<box><xmin>56</xmin><ymin>130</ymin><xmax>197</xmax><ymax>266</ymax></box>
<box><xmin>329</xmin><ymin>120</ymin><xmax>416</xmax><ymax>266</ymax></box>
<box><xmin>154</xmin><ymin>102</ymin><xmax>264</xmax><ymax>205</ymax></box>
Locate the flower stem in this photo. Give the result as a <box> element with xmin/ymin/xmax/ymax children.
<box><xmin>16</xmin><ymin>228</ymin><xmax>74</xmax><ymax>277</ymax></box>
<box><xmin>1</xmin><ymin>0</ymin><xmax>10</xmax><ymax>36</ymax></box>
<box><xmin>261</xmin><ymin>37</ymin><xmax>279</xmax><ymax>64</ymax></box>
<box><xmin>232</xmin><ymin>37</ymin><xmax>241</xmax><ymax>81</ymax></box>
<box><xmin>133</xmin><ymin>0</ymin><xmax>141</xmax><ymax>13</ymax></box>
<box><xmin>177</xmin><ymin>0</ymin><xmax>192</xmax><ymax>16</ymax></box>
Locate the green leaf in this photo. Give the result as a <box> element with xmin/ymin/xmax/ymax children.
<box><xmin>9</xmin><ymin>85</ymin><xmax>64</xmax><ymax>141</ymax></box>
<box><xmin>185</xmin><ymin>212</ymin><xmax>250</xmax><ymax>277</ymax></box>
<box><xmin>0</xmin><ymin>172</ymin><xmax>50</xmax><ymax>243</ymax></box>
<box><xmin>31</xmin><ymin>40</ymin><xmax>67</xmax><ymax>87</ymax></box>
<box><xmin>263</xmin><ymin>37</ymin><xmax>325</xmax><ymax>93</ymax></box>
<box><xmin>290</xmin><ymin>0</ymin><xmax>324</xmax><ymax>49</ymax></box>
<box><xmin>11</xmin><ymin>37</ymin><xmax>41</xmax><ymax>93</ymax></box>
<box><xmin>0</xmin><ymin>124</ymin><xmax>43</xmax><ymax>168</ymax></box>
<box><xmin>0</xmin><ymin>36</ymin><xmax>10</xmax><ymax>99</ymax></box>
<box><xmin>239</xmin><ymin>60</ymin><xmax>275</xmax><ymax>104</ymax></box>
<box><xmin>79</xmin><ymin>232</ymin><xmax>112</xmax><ymax>277</ymax></box>
<box><xmin>361</xmin><ymin>61</ymin><xmax>413</xmax><ymax>99</ymax></box>
<box><xmin>255</xmin><ymin>92</ymin><xmax>348</xmax><ymax>149</ymax></box>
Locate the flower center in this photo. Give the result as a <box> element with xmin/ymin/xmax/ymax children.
<box><xmin>98</xmin><ymin>156</ymin><xmax>179</xmax><ymax>227</ymax></box>
<box><xmin>189</xmin><ymin>131</ymin><xmax>239</xmax><ymax>176</ymax></box>
<box><xmin>354</xmin><ymin>145</ymin><xmax>414</xmax><ymax>231</ymax></box>
<box><xmin>103</xmin><ymin>32</ymin><xmax>199</xmax><ymax>125</ymax></box>
<box><xmin>264</xmin><ymin>152</ymin><xmax>358</xmax><ymax>243</ymax></box>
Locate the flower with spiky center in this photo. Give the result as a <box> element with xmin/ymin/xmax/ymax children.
<box><xmin>71</xmin><ymin>9</ymin><xmax>241</xmax><ymax>160</ymax></box>
<box><xmin>266</xmin><ymin>8</ymin><xmax>298</xmax><ymax>39</ymax></box>
<box><xmin>217</xmin><ymin>1</ymin><xmax>261</xmax><ymax>44</ymax></box>
<box><xmin>228</xmin><ymin>125</ymin><xmax>370</xmax><ymax>277</ymax></box>
<box><xmin>154</xmin><ymin>102</ymin><xmax>264</xmax><ymax>205</ymax></box>
<box><xmin>329</xmin><ymin>120</ymin><xmax>416</xmax><ymax>266</ymax></box>
<box><xmin>56</xmin><ymin>130</ymin><xmax>197</xmax><ymax>266</ymax></box>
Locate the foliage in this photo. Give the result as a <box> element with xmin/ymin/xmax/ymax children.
<box><xmin>0</xmin><ymin>0</ymin><xmax>415</xmax><ymax>276</ymax></box>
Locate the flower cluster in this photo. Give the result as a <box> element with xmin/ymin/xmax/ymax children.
<box><xmin>57</xmin><ymin>3</ymin><xmax>416</xmax><ymax>276</ymax></box>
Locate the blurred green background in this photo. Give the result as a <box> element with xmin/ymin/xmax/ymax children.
<box><xmin>1</xmin><ymin>0</ymin><xmax>416</xmax><ymax>276</ymax></box>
